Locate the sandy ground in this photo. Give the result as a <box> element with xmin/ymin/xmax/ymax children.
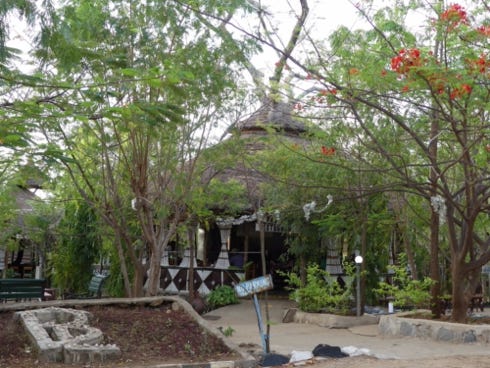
<box><xmin>204</xmin><ymin>299</ymin><xmax>490</xmax><ymax>368</ymax></box>
<box><xmin>309</xmin><ymin>355</ymin><xmax>490</xmax><ymax>368</ymax></box>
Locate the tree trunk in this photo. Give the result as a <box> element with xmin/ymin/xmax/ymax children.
<box><xmin>429</xmin><ymin>208</ymin><xmax>442</xmax><ymax>317</ymax></box>
<box><xmin>145</xmin><ymin>244</ymin><xmax>163</xmax><ymax>296</ymax></box>
<box><xmin>114</xmin><ymin>234</ymin><xmax>133</xmax><ymax>297</ymax></box>
<box><xmin>145</xmin><ymin>220</ymin><xmax>179</xmax><ymax>296</ymax></box>
<box><xmin>428</xmin><ymin>109</ymin><xmax>442</xmax><ymax>318</ymax></box>
<box><xmin>132</xmin><ymin>262</ymin><xmax>146</xmax><ymax>297</ymax></box>
<box><xmin>451</xmin><ymin>261</ymin><xmax>468</xmax><ymax>322</ymax></box>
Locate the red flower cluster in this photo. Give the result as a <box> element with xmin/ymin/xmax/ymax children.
<box><xmin>477</xmin><ymin>25</ymin><xmax>490</xmax><ymax>37</ymax></box>
<box><xmin>391</xmin><ymin>49</ymin><xmax>421</xmax><ymax>74</ymax></box>
<box><xmin>391</xmin><ymin>48</ymin><xmax>422</xmax><ymax>75</ymax></box>
<box><xmin>380</xmin><ymin>5</ymin><xmax>489</xmax><ymax>102</ymax></box>
<box><xmin>319</xmin><ymin>89</ymin><xmax>337</xmax><ymax>96</ymax></box>
<box><xmin>450</xmin><ymin>84</ymin><xmax>472</xmax><ymax>99</ymax></box>
<box><xmin>468</xmin><ymin>54</ymin><xmax>489</xmax><ymax>74</ymax></box>
<box><xmin>321</xmin><ymin>146</ymin><xmax>335</xmax><ymax>156</ymax></box>
<box><xmin>440</xmin><ymin>4</ymin><xmax>468</xmax><ymax>29</ymax></box>
<box><xmin>308</xmin><ymin>88</ymin><xmax>338</xmax><ymax>105</ymax></box>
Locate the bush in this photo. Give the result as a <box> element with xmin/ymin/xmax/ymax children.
<box><xmin>282</xmin><ymin>264</ymin><xmax>354</xmax><ymax>314</ymax></box>
<box><xmin>206</xmin><ymin>285</ymin><xmax>239</xmax><ymax>310</ymax></box>
<box><xmin>374</xmin><ymin>253</ymin><xmax>434</xmax><ymax>309</ymax></box>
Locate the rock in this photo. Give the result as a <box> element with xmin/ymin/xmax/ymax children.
<box><xmin>190</xmin><ymin>293</ymin><xmax>207</xmax><ymax>315</ymax></box>
<box><xmin>282</xmin><ymin>308</ymin><xmax>297</xmax><ymax>323</ymax></box>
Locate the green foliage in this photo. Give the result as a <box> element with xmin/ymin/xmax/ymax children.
<box><xmin>104</xmin><ymin>260</ymin><xmax>126</xmax><ymax>297</ymax></box>
<box><xmin>282</xmin><ymin>264</ymin><xmax>354</xmax><ymax>314</ymax></box>
<box><xmin>206</xmin><ymin>285</ymin><xmax>239</xmax><ymax>310</ymax></box>
<box><xmin>374</xmin><ymin>254</ymin><xmax>434</xmax><ymax>309</ymax></box>
<box><xmin>189</xmin><ymin>177</ymin><xmax>248</xmax><ymax>221</ymax></box>
<box><xmin>23</xmin><ymin>199</ymin><xmax>59</xmax><ymax>248</ymax></box>
<box><xmin>51</xmin><ymin>200</ymin><xmax>101</xmax><ymax>295</ymax></box>
<box><xmin>222</xmin><ymin>326</ymin><xmax>235</xmax><ymax>337</ymax></box>
<box><xmin>0</xmin><ymin>186</ymin><xmax>20</xmax><ymax>246</ymax></box>
<box><xmin>4</xmin><ymin>268</ymin><xmax>15</xmax><ymax>278</ymax></box>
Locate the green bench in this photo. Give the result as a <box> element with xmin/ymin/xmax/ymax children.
<box><xmin>64</xmin><ymin>274</ymin><xmax>108</xmax><ymax>299</ymax></box>
<box><xmin>87</xmin><ymin>274</ymin><xmax>107</xmax><ymax>298</ymax></box>
<box><xmin>0</xmin><ymin>278</ymin><xmax>46</xmax><ymax>302</ymax></box>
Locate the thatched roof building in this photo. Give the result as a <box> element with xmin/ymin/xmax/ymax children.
<box><xmin>209</xmin><ymin>98</ymin><xmax>308</xmax><ymax>212</ymax></box>
<box><xmin>160</xmin><ymin>99</ymin><xmax>311</xmax><ymax>293</ymax></box>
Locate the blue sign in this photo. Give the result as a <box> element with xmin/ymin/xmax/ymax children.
<box><xmin>234</xmin><ymin>275</ymin><xmax>273</xmax><ymax>297</ymax></box>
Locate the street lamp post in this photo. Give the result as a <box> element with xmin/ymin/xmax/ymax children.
<box><xmin>355</xmin><ymin>255</ymin><xmax>363</xmax><ymax>317</ymax></box>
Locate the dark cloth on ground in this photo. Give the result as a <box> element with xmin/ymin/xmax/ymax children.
<box><xmin>312</xmin><ymin>344</ymin><xmax>349</xmax><ymax>358</ymax></box>
<box><xmin>259</xmin><ymin>353</ymin><xmax>290</xmax><ymax>366</ymax></box>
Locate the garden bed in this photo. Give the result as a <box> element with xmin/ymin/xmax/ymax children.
<box><xmin>0</xmin><ymin>297</ymin><xmax>251</xmax><ymax>368</ymax></box>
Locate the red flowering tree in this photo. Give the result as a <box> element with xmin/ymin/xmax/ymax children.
<box><xmin>295</xmin><ymin>1</ymin><xmax>489</xmax><ymax>322</ymax></box>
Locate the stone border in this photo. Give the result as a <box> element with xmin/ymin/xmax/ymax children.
<box><xmin>15</xmin><ymin>307</ymin><xmax>121</xmax><ymax>364</ymax></box>
<box><xmin>378</xmin><ymin>312</ymin><xmax>490</xmax><ymax>345</ymax></box>
<box><xmin>286</xmin><ymin>308</ymin><xmax>379</xmax><ymax>328</ymax></box>
<box><xmin>0</xmin><ymin>296</ymin><xmax>256</xmax><ymax>368</ymax></box>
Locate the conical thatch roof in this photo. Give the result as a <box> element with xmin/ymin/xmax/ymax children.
<box><xmin>205</xmin><ymin>98</ymin><xmax>309</xmax><ymax>213</ymax></box>
<box><xmin>235</xmin><ymin>98</ymin><xmax>307</xmax><ymax>136</ymax></box>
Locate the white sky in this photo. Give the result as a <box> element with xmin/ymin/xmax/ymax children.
<box><xmin>249</xmin><ymin>0</ymin><xmax>365</xmax><ymax>75</ymax></box>
<box><xmin>7</xmin><ymin>0</ymin><xmax>480</xmax><ymax>70</ymax></box>
<box><xmin>6</xmin><ymin>1</ymin><xmax>364</xmax><ymax>65</ymax></box>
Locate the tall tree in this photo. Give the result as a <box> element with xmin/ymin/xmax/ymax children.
<box><xmin>31</xmin><ymin>0</ymin><xmax>258</xmax><ymax>296</ymax></box>
<box><xmin>288</xmin><ymin>0</ymin><xmax>490</xmax><ymax>321</ymax></box>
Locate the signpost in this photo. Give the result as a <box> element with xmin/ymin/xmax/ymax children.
<box><xmin>234</xmin><ymin>275</ymin><xmax>274</xmax><ymax>353</ymax></box>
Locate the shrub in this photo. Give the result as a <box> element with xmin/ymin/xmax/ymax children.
<box><xmin>374</xmin><ymin>253</ymin><xmax>434</xmax><ymax>309</ymax></box>
<box><xmin>206</xmin><ymin>285</ymin><xmax>239</xmax><ymax>310</ymax></box>
<box><xmin>282</xmin><ymin>263</ymin><xmax>354</xmax><ymax>314</ymax></box>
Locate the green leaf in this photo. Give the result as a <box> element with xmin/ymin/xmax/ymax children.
<box><xmin>120</xmin><ymin>68</ymin><xmax>139</xmax><ymax>77</ymax></box>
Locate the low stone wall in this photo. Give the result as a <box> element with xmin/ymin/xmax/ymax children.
<box><xmin>286</xmin><ymin>309</ymin><xmax>379</xmax><ymax>328</ymax></box>
<box><xmin>378</xmin><ymin>313</ymin><xmax>490</xmax><ymax>345</ymax></box>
